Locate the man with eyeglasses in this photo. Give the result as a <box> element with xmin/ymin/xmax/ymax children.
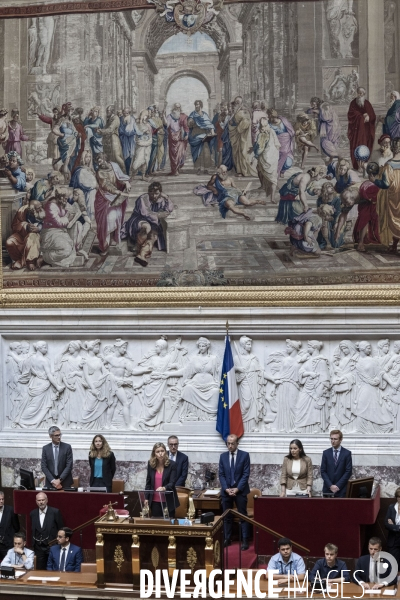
<box><xmin>1</xmin><ymin>532</ymin><xmax>34</xmax><ymax>570</ymax></box>
<box><xmin>167</xmin><ymin>436</ymin><xmax>188</xmax><ymax>487</ymax></box>
<box><xmin>47</xmin><ymin>528</ymin><xmax>82</xmax><ymax>572</ymax></box>
<box><xmin>41</xmin><ymin>426</ymin><xmax>73</xmax><ymax>490</ymax></box>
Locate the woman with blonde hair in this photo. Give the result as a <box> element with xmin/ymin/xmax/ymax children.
<box><xmin>145</xmin><ymin>442</ymin><xmax>179</xmax><ymax>518</ymax></box>
<box><xmin>89</xmin><ymin>434</ymin><xmax>116</xmax><ymax>492</ymax></box>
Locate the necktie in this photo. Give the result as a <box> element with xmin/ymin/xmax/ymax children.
<box><xmin>230</xmin><ymin>453</ymin><xmax>235</xmax><ymax>487</ymax></box>
<box><xmin>60</xmin><ymin>548</ymin><xmax>66</xmax><ymax>571</ymax></box>
<box><xmin>54</xmin><ymin>445</ymin><xmax>59</xmax><ymax>477</ymax></box>
<box><xmin>334</xmin><ymin>450</ymin><xmax>338</xmax><ymax>465</ymax></box>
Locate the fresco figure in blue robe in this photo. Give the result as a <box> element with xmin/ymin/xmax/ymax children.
<box><xmin>83</xmin><ymin>106</ymin><xmax>104</xmax><ymax>167</ymax></box>
<box><xmin>118</xmin><ymin>107</ymin><xmax>137</xmax><ymax>175</ymax></box>
<box><xmin>188</xmin><ymin>100</ymin><xmax>216</xmax><ymax>174</ymax></box>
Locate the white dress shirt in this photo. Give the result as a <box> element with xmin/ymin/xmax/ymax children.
<box><xmin>39</xmin><ymin>507</ymin><xmax>47</xmax><ymax>527</ymax></box>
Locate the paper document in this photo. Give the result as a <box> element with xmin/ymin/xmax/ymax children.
<box><xmin>203</xmin><ymin>489</ymin><xmax>220</xmax><ymax>496</ymax></box>
<box><xmin>363</xmin><ymin>591</ymin><xmax>382</xmax><ymax>595</ymax></box>
<box><xmin>382</xmin><ymin>591</ymin><xmax>397</xmax><ymax>596</ymax></box>
<box><xmin>14</xmin><ymin>570</ymin><xmax>26</xmax><ymax>578</ymax></box>
<box><xmin>28</xmin><ymin>576</ymin><xmax>60</xmax><ymax>581</ymax></box>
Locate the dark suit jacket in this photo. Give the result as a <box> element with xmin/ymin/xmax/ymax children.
<box><xmin>353</xmin><ymin>554</ymin><xmax>397</xmax><ymax>587</ymax></box>
<box><xmin>0</xmin><ymin>505</ymin><xmax>20</xmax><ymax>549</ymax></box>
<box><xmin>219</xmin><ymin>448</ymin><xmax>250</xmax><ymax>498</ymax></box>
<box><xmin>320</xmin><ymin>446</ymin><xmax>352</xmax><ymax>497</ymax></box>
<box><xmin>41</xmin><ymin>441</ymin><xmax>73</xmax><ymax>488</ymax></box>
<box><xmin>385</xmin><ymin>504</ymin><xmax>400</xmax><ymax>548</ymax></box>
<box><xmin>46</xmin><ymin>543</ymin><xmax>83</xmax><ymax>572</ymax></box>
<box><xmin>171</xmin><ymin>451</ymin><xmax>188</xmax><ymax>487</ymax></box>
<box><xmin>30</xmin><ymin>506</ymin><xmax>64</xmax><ymax>548</ymax></box>
<box><xmin>89</xmin><ymin>452</ymin><xmax>116</xmax><ymax>489</ymax></box>
<box><xmin>145</xmin><ymin>461</ymin><xmax>180</xmax><ymax>514</ymax></box>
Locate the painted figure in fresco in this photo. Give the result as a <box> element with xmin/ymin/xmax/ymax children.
<box><xmin>40</xmin><ymin>186</ymin><xmax>77</xmax><ymax>267</ymax></box>
<box><xmin>70</xmin><ymin>108</ymin><xmax>87</xmax><ymax>174</ymax></box>
<box><xmin>253</xmin><ymin>117</ymin><xmax>280</xmax><ymax>203</ymax></box>
<box><xmin>36</xmin><ymin>106</ymin><xmax>61</xmax><ymax>167</ymax></box>
<box><xmin>295</xmin><ymin>112</ymin><xmax>319</xmax><ymax>170</ymax></box>
<box><xmin>212</xmin><ymin>102</ymin><xmax>229</xmax><ymax>167</ymax></box>
<box><xmin>146</xmin><ymin>106</ymin><xmax>164</xmax><ymax>176</ymax></box>
<box><xmin>267</xmin><ymin>109</ymin><xmax>295</xmax><ymax>178</ymax></box>
<box><xmin>6</xmin><ymin>199</ymin><xmax>45</xmax><ymax>270</ymax></box>
<box><xmin>251</xmin><ymin>101</ymin><xmax>268</xmax><ymax>145</ymax></box>
<box><xmin>84</xmin><ymin>106</ymin><xmax>104</xmax><ymax>163</ymax></box>
<box><xmin>383</xmin><ymin>91</ymin><xmax>400</xmax><ymax>140</ymax></box>
<box><xmin>326</xmin><ymin>0</ymin><xmax>357</xmax><ymax>59</ymax></box>
<box><xmin>327</xmin><ymin>157</ymin><xmax>360</xmax><ymax>194</ymax></box>
<box><xmin>163</xmin><ymin>103</ymin><xmax>189</xmax><ymax>176</ymax></box>
<box><xmin>0</xmin><ymin>108</ymin><xmax>8</xmax><ymax>157</ymax></box>
<box><xmin>319</xmin><ymin>102</ymin><xmax>341</xmax><ymax>160</ymax></box>
<box><xmin>4</xmin><ymin>110</ymin><xmax>29</xmax><ymax>156</ymax></box>
<box><xmin>313</xmin><ymin>181</ymin><xmax>343</xmax><ymax>250</ymax></box>
<box><xmin>228</xmin><ymin>96</ymin><xmax>257</xmax><ymax>177</ymax></box>
<box><xmin>276</xmin><ymin>165</ymin><xmax>327</xmax><ymax>225</ymax></box>
<box><xmin>3</xmin><ymin>151</ymin><xmax>26</xmax><ymax>192</ymax></box>
<box><xmin>70</xmin><ymin>149</ymin><xmax>98</xmax><ymax>221</ymax></box>
<box><xmin>121</xmin><ymin>181</ymin><xmax>173</xmax><ymax>267</ymax></box>
<box><xmin>347</xmin><ymin>87</ymin><xmax>376</xmax><ymax>170</ymax></box>
<box><xmin>94</xmin><ymin>153</ymin><xmax>130</xmax><ymax>255</ymax></box>
<box><xmin>130</xmin><ymin>109</ymin><xmax>153</xmax><ymax>181</ymax></box>
<box><xmin>285</xmin><ymin>209</ymin><xmax>323</xmax><ymax>258</ymax></box>
<box><xmin>374</xmin><ymin>138</ymin><xmax>400</xmax><ymax>253</ymax></box>
<box><xmin>30</xmin><ymin>170</ymin><xmax>64</xmax><ymax>203</ymax></box>
<box><xmin>306</xmin><ymin>97</ymin><xmax>322</xmax><ymax>123</ymax></box>
<box><xmin>188</xmin><ymin>100</ymin><xmax>215</xmax><ymax>175</ymax></box>
<box><xmin>118</xmin><ymin>107</ymin><xmax>137</xmax><ymax>175</ymax></box>
<box><xmin>52</xmin><ymin>102</ymin><xmax>78</xmax><ymax>184</ymax></box>
<box><xmin>205</xmin><ymin>164</ymin><xmax>266</xmax><ymax>220</ymax></box>
<box><xmin>97</xmin><ymin>106</ymin><xmax>125</xmax><ymax>173</ymax></box>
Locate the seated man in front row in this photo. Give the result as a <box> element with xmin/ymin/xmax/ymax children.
<box><xmin>309</xmin><ymin>543</ymin><xmax>350</xmax><ymax>585</ymax></box>
<box><xmin>353</xmin><ymin>536</ymin><xmax>398</xmax><ymax>590</ymax></box>
<box><xmin>267</xmin><ymin>537</ymin><xmax>306</xmax><ymax>585</ymax></box>
<box><xmin>1</xmin><ymin>532</ymin><xmax>34</xmax><ymax>570</ymax></box>
<box><xmin>47</xmin><ymin>528</ymin><xmax>83</xmax><ymax>572</ymax></box>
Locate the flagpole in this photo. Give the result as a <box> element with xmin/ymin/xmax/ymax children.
<box><xmin>226</xmin><ymin>320</ymin><xmax>229</xmax><ymax>337</ymax></box>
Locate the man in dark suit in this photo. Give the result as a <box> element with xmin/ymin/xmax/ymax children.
<box><xmin>353</xmin><ymin>537</ymin><xmax>398</xmax><ymax>589</ymax></box>
<box><xmin>320</xmin><ymin>429</ymin><xmax>352</xmax><ymax>498</ymax></box>
<box><xmin>219</xmin><ymin>434</ymin><xmax>250</xmax><ymax>550</ymax></box>
<box><xmin>47</xmin><ymin>527</ymin><xmax>83</xmax><ymax>572</ymax></box>
<box><xmin>30</xmin><ymin>491</ymin><xmax>64</xmax><ymax>570</ymax></box>
<box><xmin>0</xmin><ymin>491</ymin><xmax>20</xmax><ymax>561</ymax></box>
<box><xmin>41</xmin><ymin>426</ymin><xmax>73</xmax><ymax>490</ymax></box>
<box><xmin>167</xmin><ymin>435</ymin><xmax>188</xmax><ymax>487</ymax></box>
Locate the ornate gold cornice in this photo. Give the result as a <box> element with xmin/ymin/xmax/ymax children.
<box><xmin>1</xmin><ymin>285</ymin><xmax>400</xmax><ymax>308</ymax></box>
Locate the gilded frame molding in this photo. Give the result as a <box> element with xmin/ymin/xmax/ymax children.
<box><xmin>2</xmin><ymin>285</ymin><xmax>400</xmax><ymax>308</ymax></box>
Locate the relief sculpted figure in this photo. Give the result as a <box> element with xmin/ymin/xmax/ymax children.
<box><xmin>6</xmin><ymin>342</ymin><xmax>26</xmax><ymax>424</ymax></box>
<box><xmin>382</xmin><ymin>356</ymin><xmax>400</xmax><ymax>433</ymax></box>
<box><xmin>296</xmin><ymin>340</ymin><xmax>331</xmax><ymax>433</ymax></box>
<box><xmin>15</xmin><ymin>341</ymin><xmax>64</xmax><ymax>429</ymax></box>
<box><xmin>234</xmin><ymin>336</ymin><xmax>266</xmax><ymax>433</ymax></box>
<box><xmin>35</xmin><ymin>16</ymin><xmax>55</xmax><ymax>75</ymax></box>
<box><xmin>268</xmin><ymin>339</ymin><xmax>302</xmax><ymax>433</ymax></box>
<box><xmin>180</xmin><ymin>337</ymin><xmax>220</xmax><ymax>422</ymax></box>
<box><xmin>55</xmin><ymin>341</ymin><xmax>86</xmax><ymax>429</ymax></box>
<box><xmin>331</xmin><ymin>340</ymin><xmax>358</xmax><ymax>433</ymax></box>
<box><xmin>353</xmin><ymin>341</ymin><xmax>392</xmax><ymax>434</ymax></box>
<box><xmin>137</xmin><ymin>336</ymin><xmax>180</xmax><ymax>430</ymax></box>
<box><xmin>80</xmin><ymin>340</ymin><xmax>116</xmax><ymax>430</ymax></box>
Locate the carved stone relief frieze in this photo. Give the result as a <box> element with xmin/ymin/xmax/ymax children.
<box><xmin>4</xmin><ymin>335</ymin><xmax>400</xmax><ymax>435</ymax></box>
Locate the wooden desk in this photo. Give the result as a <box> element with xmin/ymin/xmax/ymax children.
<box><xmin>94</xmin><ymin>514</ymin><xmax>224</xmax><ymax>589</ymax></box>
<box><xmin>193</xmin><ymin>490</ymin><xmax>221</xmax><ymax>515</ymax></box>
<box><xmin>254</xmin><ymin>489</ymin><xmax>381</xmax><ymax>557</ymax></box>
<box><xmin>259</xmin><ymin>581</ymin><xmax>399</xmax><ymax>598</ymax></box>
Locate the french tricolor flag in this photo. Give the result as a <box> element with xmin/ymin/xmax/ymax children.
<box><xmin>216</xmin><ymin>335</ymin><xmax>244</xmax><ymax>441</ymax></box>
